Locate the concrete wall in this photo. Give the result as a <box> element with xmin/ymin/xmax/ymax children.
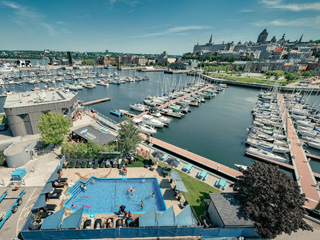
<box><xmin>4</xmin><ymin>140</ymin><xmax>37</xmax><ymax>168</ymax></box>
<box><xmin>208</xmin><ymin>201</ymin><xmax>224</xmax><ymax>228</ymax></box>
<box><xmin>5</xmin><ymin>95</ymin><xmax>77</xmax><ymax>137</ymax></box>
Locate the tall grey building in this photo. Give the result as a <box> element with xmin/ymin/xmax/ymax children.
<box><xmin>257</xmin><ymin>29</ymin><xmax>268</xmax><ymax>44</ymax></box>
<box><xmin>4</xmin><ymin>90</ymin><xmax>78</xmax><ymax>137</ymax></box>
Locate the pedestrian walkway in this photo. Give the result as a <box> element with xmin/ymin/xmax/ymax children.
<box><xmin>279</xmin><ymin>94</ymin><xmax>320</xmax><ymax>209</ymax></box>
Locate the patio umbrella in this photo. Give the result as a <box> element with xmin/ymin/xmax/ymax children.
<box><xmin>152</xmin><ymin>151</ymin><xmax>164</xmax><ymax>159</ymax></box>
<box><xmin>170</xmin><ymin>171</ymin><xmax>182</xmax><ymax>181</ymax></box>
<box><xmin>166</xmin><ymin>158</ymin><xmax>180</xmax><ymax>168</ymax></box>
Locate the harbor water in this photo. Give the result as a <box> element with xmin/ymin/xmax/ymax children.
<box><xmin>1</xmin><ymin>69</ymin><xmax>319</xmax><ymax>174</ymax></box>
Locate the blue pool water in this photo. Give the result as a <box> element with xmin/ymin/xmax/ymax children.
<box><xmin>64</xmin><ymin>177</ymin><xmax>166</xmax><ymax>214</ymax></box>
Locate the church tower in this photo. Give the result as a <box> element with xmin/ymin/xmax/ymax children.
<box><xmin>209</xmin><ymin>34</ymin><xmax>213</xmax><ymax>44</ymax></box>
<box><xmin>257</xmin><ymin>29</ymin><xmax>268</xmax><ymax>44</ymax></box>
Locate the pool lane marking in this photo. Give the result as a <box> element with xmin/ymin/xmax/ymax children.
<box><xmin>16</xmin><ymin>187</ymin><xmax>38</xmax><ymax>236</ymax></box>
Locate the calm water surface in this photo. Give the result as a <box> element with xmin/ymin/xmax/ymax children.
<box><xmin>1</xmin><ymin>69</ymin><xmax>319</xmax><ymax>173</ymax></box>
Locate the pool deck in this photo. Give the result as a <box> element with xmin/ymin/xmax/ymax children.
<box><xmin>45</xmin><ymin>167</ymin><xmax>191</xmax><ymax>229</ymax></box>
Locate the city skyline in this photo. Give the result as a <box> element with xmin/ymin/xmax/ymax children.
<box><xmin>0</xmin><ymin>0</ymin><xmax>319</xmax><ymax>54</ymax></box>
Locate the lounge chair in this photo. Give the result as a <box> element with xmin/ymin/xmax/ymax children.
<box><xmin>52</xmin><ymin>181</ymin><xmax>65</xmax><ymax>188</ymax></box>
<box><xmin>188</xmin><ymin>166</ymin><xmax>194</xmax><ymax>173</ymax></box>
<box><xmin>106</xmin><ymin>160</ymin><xmax>111</xmax><ymax>168</ymax></box>
<box><xmin>106</xmin><ymin>218</ymin><xmax>114</xmax><ymax>228</ymax></box>
<box><xmin>182</xmin><ymin>164</ymin><xmax>191</xmax><ymax>172</ymax></box>
<box><xmin>41</xmin><ymin>204</ymin><xmax>57</xmax><ymax>211</ymax></box>
<box><xmin>93</xmin><ymin>159</ymin><xmax>98</xmax><ymax>169</ymax></box>
<box><xmin>47</xmin><ymin>192</ymin><xmax>61</xmax><ymax>199</ymax></box>
<box><xmin>100</xmin><ymin>160</ymin><xmax>106</xmax><ymax>168</ymax></box>
<box><xmin>162</xmin><ymin>167</ymin><xmax>171</xmax><ymax>177</ymax></box>
<box><xmin>57</xmin><ymin>178</ymin><xmax>68</xmax><ymax>182</ymax></box>
<box><xmin>203</xmin><ymin>173</ymin><xmax>209</xmax><ymax>181</ymax></box>
<box><xmin>222</xmin><ymin>182</ymin><xmax>229</xmax><ymax>191</ymax></box>
<box><xmin>69</xmin><ymin>159</ymin><xmax>76</xmax><ymax>168</ymax></box>
<box><xmin>116</xmin><ymin>218</ymin><xmax>124</xmax><ymax>228</ymax></box>
<box><xmin>214</xmin><ymin>179</ymin><xmax>221</xmax><ymax>188</ymax></box>
<box><xmin>81</xmin><ymin>159</ymin><xmax>88</xmax><ymax>168</ymax></box>
<box><xmin>87</xmin><ymin>160</ymin><xmax>93</xmax><ymax>168</ymax></box>
<box><xmin>94</xmin><ymin>219</ymin><xmax>102</xmax><ymax>229</ymax></box>
<box><xmin>160</xmin><ymin>154</ymin><xmax>169</xmax><ymax>161</ymax></box>
<box><xmin>83</xmin><ymin>219</ymin><xmax>92</xmax><ymax>229</ymax></box>
<box><xmin>40</xmin><ymin>211</ymin><xmax>53</xmax><ymax>218</ymax></box>
<box><xmin>75</xmin><ymin>159</ymin><xmax>81</xmax><ymax>168</ymax></box>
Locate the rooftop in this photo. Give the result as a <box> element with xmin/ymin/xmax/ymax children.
<box><xmin>4</xmin><ymin>140</ymin><xmax>35</xmax><ymax>156</ymax></box>
<box><xmin>209</xmin><ymin>193</ymin><xmax>254</xmax><ymax>227</ymax></box>
<box><xmin>4</xmin><ymin>90</ymin><xmax>77</xmax><ymax>109</ymax></box>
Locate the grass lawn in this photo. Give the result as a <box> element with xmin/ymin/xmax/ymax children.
<box><xmin>209</xmin><ymin>73</ymin><xmax>286</xmax><ymax>86</ymax></box>
<box><xmin>177</xmin><ymin>170</ymin><xmax>222</xmax><ymax>218</ymax></box>
<box><xmin>0</xmin><ymin>114</ymin><xmax>8</xmax><ymax>124</ymax></box>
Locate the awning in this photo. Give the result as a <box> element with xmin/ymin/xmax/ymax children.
<box><xmin>72</xmin><ymin>125</ymin><xmax>117</xmax><ymax>146</ymax></box>
<box><xmin>47</xmin><ymin>171</ymin><xmax>58</xmax><ymax>183</ymax></box>
<box><xmin>42</xmin><ymin>181</ymin><xmax>53</xmax><ymax>194</ymax></box>
<box><xmin>176</xmin><ymin>205</ymin><xmax>196</xmax><ymax>227</ymax></box>
<box><xmin>139</xmin><ymin>206</ymin><xmax>157</xmax><ymax>227</ymax></box>
<box><xmin>170</xmin><ymin>171</ymin><xmax>182</xmax><ymax>181</ymax></box>
<box><xmin>31</xmin><ymin>194</ymin><xmax>46</xmax><ymax>212</ymax></box>
<box><xmin>58</xmin><ymin>155</ymin><xmax>66</xmax><ymax>170</ymax></box>
<box><xmin>61</xmin><ymin>208</ymin><xmax>83</xmax><ymax>229</ymax></box>
<box><xmin>176</xmin><ymin>180</ymin><xmax>188</xmax><ymax>193</ymax></box>
<box><xmin>41</xmin><ymin>207</ymin><xmax>65</xmax><ymax>230</ymax></box>
<box><xmin>157</xmin><ymin>206</ymin><xmax>176</xmax><ymax>227</ymax></box>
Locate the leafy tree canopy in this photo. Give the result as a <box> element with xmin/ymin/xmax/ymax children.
<box><xmin>232</xmin><ymin>162</ymin><xmax>312</xmax><ymax>239</ymax></box>
<box><xmin>302</xmin><ymin>70</ymin><xmax>318</xmax><ymax>77</ymax></box>
<box><xmin>38</xmin><ymin>112</ymin><xmax>70</xmax><ymax>145</ymax></box>
<box><xmin>118</xmin><ymin>117</ymin><xmax>142</xmax><ymax>155</ymax></box>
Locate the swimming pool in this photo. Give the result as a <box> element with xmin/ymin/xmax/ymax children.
<box><xmin>64</xmin><ymin>177</ymin><xmax>167</xmax><ymax>214</ymax></box>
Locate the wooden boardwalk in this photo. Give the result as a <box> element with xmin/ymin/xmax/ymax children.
<box><xmin>83</xmin><ymin>98</ymin><xmax>110</xmax><ymax>106</ymax></box>
<box><xmin>279</xmin><ymin>94</ymin><xmax>320</xmax><ymax>209</ymax></box>
<box><xmin>143</xmin><ymin>135</ymin><xmax>242</xmax><ymax>180</ymax></box>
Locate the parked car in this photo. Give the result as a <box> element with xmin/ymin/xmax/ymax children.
<box><xmin>0</xmin><ymin>124</ymin><xmax>8</xmax><ymax>131</ymax></box>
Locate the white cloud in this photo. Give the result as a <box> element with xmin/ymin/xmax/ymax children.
<box><xmin>260</xmin><ymin>0</ymin><xmax>320</xmax><ymax>11</ymax></box>
<box><xmin>253</xmin><ymin>16</ymin><xmax>320</xmax><ymax>27</ymax></box>
<box><xmin>131</xmin><ymin>25</ymin><xmax>211</xmax><ymax>38</ymax></box>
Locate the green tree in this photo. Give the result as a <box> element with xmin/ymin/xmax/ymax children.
<box><xmin>302</xmin><ymin>70</ymin><xmax>318</xmax><ymax>77</ymax></box>
<box><xmin>38</xmin><ymin>112</ymin><xmax>70</xmax><ymax>146</ymax></box>
<box><xmin>284</xmin><ymin>72</ymin><xmax>299</xmax><ymax>83</ymax></box>
<box><xmin>118</xmin><ymin>117</ymin><xmax>142</xmax><ymax>155</ymax></box>
<box><xmin>82</xmin><ymin>59</ymin><xmax>96</xmax><ymax>65</ymax></box>
<box><xmin>313</xmin><ymin>50</ymin><xmax>320</xmax><ymax>58</ymax></box>
<box><xmin>232</xmin><ymin>162</ymin><xmax>312</xmax><ymax>239</ymax></box>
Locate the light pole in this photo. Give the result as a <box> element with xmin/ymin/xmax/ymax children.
<box><xmin>149</xmin><ymin>138</ymin><xmax>153</xmax><ymax>161</ymax></box>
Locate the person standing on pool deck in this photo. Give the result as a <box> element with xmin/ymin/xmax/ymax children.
<box><xmin>140</xmin><ymin>200</ymin><xmax>144</xmax><ymax>209</ymax></box>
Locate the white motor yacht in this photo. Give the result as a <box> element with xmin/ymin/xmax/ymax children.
<box><xmin>130</xmin><ymin>103</ymin><xmax>147</xmax><ymax>112</ymax></box>
<box><xmin>246</xmin><ymin>147</ymin><xmax>287</xmax><ymax>162</ymax></box>
<box><xmin>142</xmin><ymin>115</ymin><xmax>164</xmax><ymax>128</ymax></box>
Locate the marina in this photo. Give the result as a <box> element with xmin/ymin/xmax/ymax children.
<box><xmin>1</xmin><ymin>69</ymin><xmax>319</xmax><ymax>176</ymax></box>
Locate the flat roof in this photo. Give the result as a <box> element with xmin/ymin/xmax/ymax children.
<box><xmin>209</xmin><ymin>193</ymin><xmax>255</xmax><ymax>227</ymax></box>
<box><xmin>4</xmin><ymin>140</ymin><xmax>34</xmax><ymax>156</ymax></box>
<box><xmin>4</xmin><ymin>90</ymin><xmax>76</xmax><ymax>109</ymax></box>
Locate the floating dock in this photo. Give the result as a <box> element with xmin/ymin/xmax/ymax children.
<box><xmin>306</xmin><ymin>153</ymin><xmax>320</xmax><ymax>161</ymax></box>
<box><xmin>83</xmin><ymin>98</ymin><xmax>111</xmax><ymax>106</ymax></box>
<box><xmin>278</xmin><ymin>94</ymin><xmax>320</xmax><ymax>209</ymax></box>
<box><xmin>119</xmin><ymin>110</ymin><xmax>136</xmax><ymax>118</ymax></box>
<box><xmin>142</xmin><ymin>135</ymin><xmax>241</xmax><ymax>181</ymax></box>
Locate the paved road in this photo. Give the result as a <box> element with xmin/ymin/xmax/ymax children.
<box><xmin>0</xmin><ymin>187</ymin><xmax>41</xmax><ymax>240</ymax></box>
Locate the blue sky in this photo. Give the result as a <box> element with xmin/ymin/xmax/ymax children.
<box><xmin>0</xmin><ymin>0</ymin><xmax>319</xmax><ymax>54</ymax></box>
